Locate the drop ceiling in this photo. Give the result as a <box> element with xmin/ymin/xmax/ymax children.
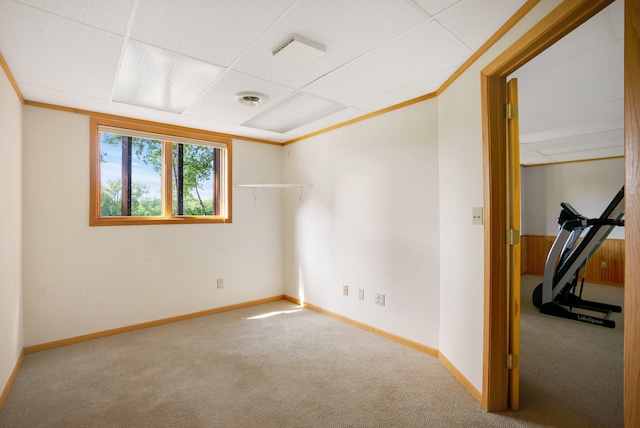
<box><xmin>0</xmin><ymin>0</ymin><xmax>624</xmax><ymax>165</ymax></box>
<box><xmin>511</xmin><ymin>0</ymin><xmax>624</xmax><ymax>165</ymax></box>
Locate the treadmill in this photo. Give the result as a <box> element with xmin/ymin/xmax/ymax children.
<box><xmin>532</xmin><ymin>186</ymin><xmax>625</xmax><ymax>328</ymax></box>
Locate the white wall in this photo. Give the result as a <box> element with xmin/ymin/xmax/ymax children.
<box><xmin>22</xmin><ymin>106</ymin><xmax>284</xmax><ymax>346</ymax></box>
<box><xmin>437</xmin><ymin>66</ymin><xmax>486</xmax><ymax>389</ymax></box>
<box><xmin>437</xmin><ymin>0</ymin><xmax>562</xmax><ymax>391</ymax></box>
<box><xmin>522</xmin><ymin>158</ymin><xmax>625</xmax><ymax>239</ymax></box>
<box><xmin>282</xmin><ymin>100</ymin><xmax>441</xmax><ymax>349</ymax></box>
<box><xmin>0</xmin><ymin>68</ymin><xmax>23</xmax><ymax>392</ymax></box>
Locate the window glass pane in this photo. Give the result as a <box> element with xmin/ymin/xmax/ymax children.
<box><xmin>99</xmin><ymin>132</ymin><xmax>163</xmax><ymax>217</ymax></box>
<box><xmin>172</xmin><ymin>143</ymin><xmax>216</xmax><ymax>216</ymax></box>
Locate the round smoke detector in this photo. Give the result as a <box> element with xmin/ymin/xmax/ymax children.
<box><xmin>235</xmin><ymin>92</ymin><xmax>268</xmax><ymax>106</ymax></box>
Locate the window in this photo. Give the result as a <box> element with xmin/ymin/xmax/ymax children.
<box><xmin>90</xmin><ymin>118</ymin><xmax>231</xmax><ymax>225</ymax></box>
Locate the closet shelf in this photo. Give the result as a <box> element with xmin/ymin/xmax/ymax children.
<box><xmin>235</xmin><ymin>184</ymin><xmax>313</xmax><ymax>188</ymax></box>
<box><xmin>235</xmin><ymin>184</ymin><xmax>313</xmax><ymax>200</ymax></box>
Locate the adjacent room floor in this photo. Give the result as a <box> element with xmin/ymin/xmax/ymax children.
<box><xmin>515</xmin><ymin>275</ymin><xmax>623</xmax><ymax>427</ymax></box>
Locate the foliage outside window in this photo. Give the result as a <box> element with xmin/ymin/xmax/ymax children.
<box><xmin>90</xmin><ymin>118</ymin><xmax>231</xmax><ymax>226</ymax></box>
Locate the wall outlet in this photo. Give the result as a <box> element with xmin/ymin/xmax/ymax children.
<box><xmin>217</xmin><ymin>278</ymin><xmax>224</xmax><ymax>289</ymax></box>
<box><xmin>359</xmin><ymin>289</ymin><xmax>365</xmax><ymax>300</ymax></box>
<box><xmin>343</xmin><ymin>285</ymin><xmax>349</xmax><ymax>296</ymax></box>
<box><xmin>472</xmin><ymin>207</ymin><xmax>483</xmax><ymax>225</ymax></box>
<box><xmin>375</xmin><ymin>293</ymin><xmax>385</xmax><ymax>306</ymax></box>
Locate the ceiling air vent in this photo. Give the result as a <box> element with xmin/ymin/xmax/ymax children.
<box><xmin>272</xmin><ymin>34</ymin><xmax>325</xmax><ymax>65</ymax></box>
<box><xmin>235</xmin><ymin>92</ymin><xmax>268</xmax><ymax>106</ymax></box>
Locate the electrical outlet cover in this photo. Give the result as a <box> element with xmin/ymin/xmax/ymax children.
<box><xmin>472</xmin><ymin>207</ymin><xmax>483</xmax><ymax>225</ymax></box>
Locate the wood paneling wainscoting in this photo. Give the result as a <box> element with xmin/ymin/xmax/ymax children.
<box><xmin>521</xmin><ymin>235</ymin><xmax>625</xmax><ymax>287</ymax></box>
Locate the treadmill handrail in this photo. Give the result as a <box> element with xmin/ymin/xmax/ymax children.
<box><xmin>561</xmin><ymin>218</ymin><xmax>625</xmax><ymax>231</ymax></box>
<box><xmin>558</xmin><ymin>202</ymin><xmax>587</xmax><ymax>227</ymax></box>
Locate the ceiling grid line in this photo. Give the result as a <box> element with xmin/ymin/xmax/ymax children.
<box><xmin>107</xmin><ymin>0</ymin><xmax>138</xmax><ymax>111</ymax></box>
<box><xmin>14</xmin><ymin>0</ymin><xmax>125</xmax><ymax>36</ymax></box>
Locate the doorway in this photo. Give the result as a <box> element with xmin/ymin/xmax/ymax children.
<box><xmin>480</xmin><ymin>0</ymin><xmax>639</xmax><ymax>421</ymax></box>
<box><xmin>509</xmin><ymin>1</ymin><xmax>624</xmax><ymax>421</ymax></box>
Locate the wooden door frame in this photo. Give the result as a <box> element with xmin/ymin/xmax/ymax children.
<box><xmin>623</xmin><ymin>1</ymin><xmax>640</xmax><ymax>425</ymax></box>
<box><xmin>480</xmin><ymin>0</ymin><xmax>622</xmax><ymax>412</ymax></box>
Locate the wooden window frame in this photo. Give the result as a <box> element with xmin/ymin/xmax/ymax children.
<box><xmin>90</xmin><ymin>117</ymin><xmax>232</xmax><ymax>226</ymax></box>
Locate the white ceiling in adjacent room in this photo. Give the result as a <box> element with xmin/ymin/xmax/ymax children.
<box><xmin>511</xmin><ymin>0</ymin><xmax>623</xmax><ymax>165</ymax></box>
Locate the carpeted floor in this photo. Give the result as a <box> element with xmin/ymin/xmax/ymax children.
<box><xmin>509</xmin><ymin>275</ymin><xmax>623</xmax><ymax>427</ymax></box>
<box><xmin>0</xmin><ymin>275</ymin><xmax>623</xmax><ymax>427</ymax></box>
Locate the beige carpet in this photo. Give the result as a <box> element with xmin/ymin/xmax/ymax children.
<box><xmin>510</xmin><ymin>275</ymin><xmax>623</xmax><ymax>427</ymax></box>
<box><xmin>0</xmin><ymin>277</ymin><xmax>623</xmax><ymax>427</ymax></box>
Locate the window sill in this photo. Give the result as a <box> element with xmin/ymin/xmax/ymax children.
<box><xmin>90</xmin><ymin>216</ymin><xmax>231</xmax><ymax>226</ymax></box>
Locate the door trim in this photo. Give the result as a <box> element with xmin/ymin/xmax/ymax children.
<box><xmin>505</xmin><ymin>78</ymin><xmax>521</xmax><ymax>411</ymax></box>
<box><xmin>623</xmin><ymin>1</ymin><xmax>640</xmax><ymax>425</ymax></box>
<box><xmin>480</xmin><ymin>0</ymin><xmax>616</xmax><ymax>412</ymax></box>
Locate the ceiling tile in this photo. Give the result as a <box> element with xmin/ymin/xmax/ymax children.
<box><xmin>107</xmin><ymin>101</ymin><xmax>181</xmax><ymax>124</ymax></box>
<box><xmin>617</xmin><ymin>38</ymin><xmax>624</xmax><ymax>58</ymax></box>
<box><xmin>521</xmin><ymin>157</ymin><xmax>554</xmax><ymax>166</ymax></box>
<box><xmin>548</xmin><ymin>147</ymin><xmax>624</xmax><ymax>163</ymax></box>
<box><xmin>232</xmin><ymin>0</ymin><xmax>427</xmax><ymax>89</ymax></box>
<box><xmin>412</xmin><ymin>0</ymin><xmax>460</xmax><ymax>16</ymax></box>
<box><xmin>0</xmin><ymin>1</ymin><xmax>123</xmax><ymax>99</ymax></box>
<box><xmin>304</xmin><ymin>20</ymin><xmax>470</xmax><ymax>106</ymax></box>
<box><xmin>434</xmin><ymin>0</ymin><xmax>527</xmax><ymax>50</ymax></box>
<box><xmin>520</xmin><ymin>117</ymin><xmax>623</xmax><ymax>145</ymax></box>
<box><xmin>355</xmin><ymin>65</ymin><xmax>457</xmax><ymax>112</ymax></box>
<box><xmin>20</xmin><ymin>84</ymin><xmax>109</xmax><ymax>112</ymax></box>
<box><xmin>520</xmin><ymin>99</ymin><xmax>623</xmax><ymax>136</ymax></box>
<box><xmin>528</xmin><ymin>129</ymin><xmax>623</xmax><ymax>155</ymax></box>
<box><xmin>243</xmin><ymin>92</ymin><xmax>345</xmax><ymax>134</ymax></box>
<box><xmin>130</xmin><ymin>0</ymin><xmax>297</xmax><ymax>67</ymax></box>
<box><xmin>175</xmin><ymin>115</ymin><xmax>290</xmax><ymax>143</ymax></box>
<box><xmin>112</xmin><ymin>40</ymin><xmax>225</xmax><ymax>114</ymax></box>
<box><xmin>227</xmin><ymin>128</ymin><xmax>291</xmax><ymax>144</ymax></box>
<box><xmin>514</xmin><ymin>44</ymin><xmax>622</xmax><ymax>119</ymax></box>
<box><xmin>174</xmin><ymin>115</ymin><xmax>250</xmax><ymax>135</ymax></box>
<box><xmin>540</xmin><ymin>142</ymin><xmax>620</xmax><ymax>156</ymax></box>
<box><xmin>514</xmin><ymin>7</ymin><xmax>620</xmax><ymax>72</ymax></box>
<box><xmin>556</xmin><ymin>43</ymin><xmax>623</xmax><ymax>86</ymax></box>
<box><xmin>184</xmin><ymin>70</ymin><xmax>295</xmax><ymax>125</ymax></box>
<box><xmin>519</xmin><ymin>147</ymin><xmax>553</xmax><ymax>165</ymax></box>
<box><xmin>606</xmin><ymin>0</ymin><xmax>624</xmax><ymax>40</ymax></box>
<box><xmin>14</xmin><ymin>0</ymin><xmax>133</xmax><ymax>34</ymax></box>
<box><xmin>284</xmin><ymin>107</ymin><xmax>366</xmax><ymax>137</ymax></box>
<box><xmin>517</xmin><ymin>76</ymin><xmax>623</xmax><ymax>122</ymax></box>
